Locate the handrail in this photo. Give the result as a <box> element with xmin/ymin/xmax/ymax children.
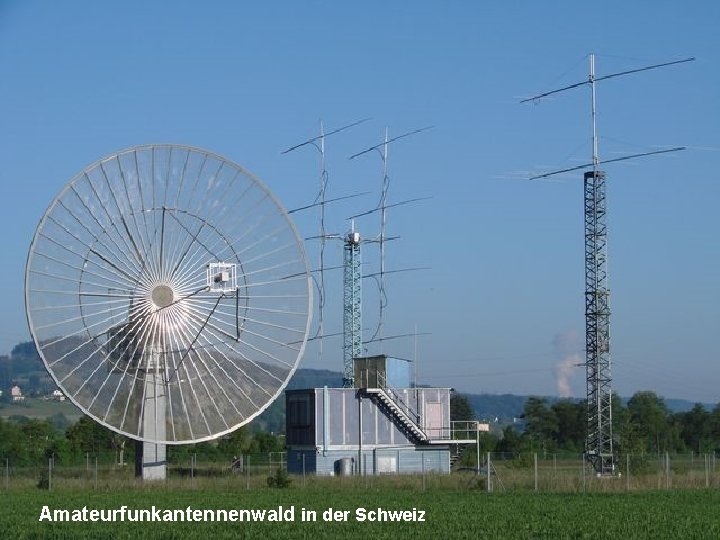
<box><xmin>449</xmin><ymin>421</ymin><xmax>479</xmax><ymax>441</ymax></box>
<box><xmin>376</xmin><ymin>371</ymin><xmax>422</xmax><ymax>426</ymax></box>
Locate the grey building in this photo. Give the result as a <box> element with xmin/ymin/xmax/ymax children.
<box><xmin>286</xmin><ymin>355</ymin><xmax>473</xmax><ymax>475</ymax></box>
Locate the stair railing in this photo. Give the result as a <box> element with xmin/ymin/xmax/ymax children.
<box><xmin>376</xmin><ymin>371</ymin><xmax>422</xmax><ymax>427</ymax></box>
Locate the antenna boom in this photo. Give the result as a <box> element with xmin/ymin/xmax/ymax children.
<box><xmin>281</xmin><ymin>118</ymin><xmax>371</xmax><ymax>154</ymax></box>
<box><xmin>530</xmin><ymin>147</ymin><xmax>686</xmax><ymax>180</ymax></box>
<box><xmin>520</xmin><ymin>56</ymin><xmax>695</xmax><ymax>103</ymax></box>
<box><xmin>289</xmin><ymin>191</ymin><xmax>370</xmax><ymax>214</ymax></box>
<box><xmin>348</xmin><ymin>126</ymin><xmax>433</xmax><ymax>160</ymax></box>
<box><xmin>346</xmin><ymin>196</ymin><xmax>431</xmax><ymax>219</ymax></box>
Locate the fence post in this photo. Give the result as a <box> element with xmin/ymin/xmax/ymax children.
<box><xmin>421</xmin><ymin>455</ymin><xmax>426</xmax><ymax>491</ymax></box>
<box><xmin>86</xmin><ymin>452</ymin><xmax>89</xmax><ymax>473</ymax></box>
<box><xmin>534</xmin><ymin>453</ymin><xmax>538</xmax><ymax>492</ymax></box>
<box><xmin>487</xmin><ymin>452</ymin><xmax>492</xmax><ymax>493</ymax></box>
<box><xmin>476</xmin><ymin>426</ymin><xmax>480</xmax><ymax>476</ymax></box>
<box><xmin>582</xmin><ymin>454</ymin><xmax>586</xmax><ymax>493</ymax></box>
<box><xmin>245</xmin><ymin>455</ymin><xmax>249</xmax><ymax>490</ymax></box>
<box><xmin>302</xmin><ymin>454</ymin><xmax>306</xmax><ymax>487</ymax></box>
<box><xmin>705</xmin><ymin>454</ymin><xmax>710</xmax><ymax>488</ymax></box>
<box><xmin>626</xmin><ymin>453</ymin><xmax>630</xmax><ymax>491</ymax></box>
<box><xmin>48</xmin><ymin>458</ymin><xmax>52</xmax><ymax>491</ymax></box>
<box><xmin>665</xmin><ymin>452</ymin><xmax>670</xmax><ymax>489</ymax></box>
<box><xmin>5</xmin><ymin>458</ymin><xmax>8</xmax><ymax>490</ymax></box>
<box><xmin>94</xmin><ymin>456</ymin><xmax>98</xmax><ymax>490</ymax></box>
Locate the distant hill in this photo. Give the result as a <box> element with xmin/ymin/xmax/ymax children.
<box><xmin>465</xmin><ymin>393</ymin><xmax>714</xmax><ymax>422</ymax></box>
<box><xmin>1</xmin><ymin>341</ymin><xmax>54</xmax><ymax>396</ymax></box>
<box><xmin>464</xmin><ymin>393</ymin><xmax>528</xmax><ymax>421</ymax></box>
<box><xmin>275</xmin><ymin>368</ymin><xmax>715</xmax><ymax>424</ymax></box>
<box><xmin>286</xmin><ymin>368</ymin><xmax>342</xmax><ymax>390</ymax></box>
<box><xmin>662</xmin><ymin>398</ymin><xmax>714</xmax><ymax>414</ymax></box>
<box><xmin>2</xmin><ymin>349</ymin><xmax>713</xmax><ymax>433</ymax></box>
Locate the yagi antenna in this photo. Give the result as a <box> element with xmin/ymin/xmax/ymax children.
<box><xmin>520</xmin><ymin>57</ymin><xmax>695</xmax><ymax>104</ymax></box>
<box><xmin>281</xmin><ymin>118</ymin><xmax>371</xmax><ymax>154</ymax></box>
<box><xmin>346</xmin><ymin>196</ymin><xmax>432</xmax><ymax>219</ymax></box>
<box><xmin>522</xmin><ymin>55</ymin><xmax>694</xmax><ymax>177</ymax></box>
<box><xmin>363</xmin><ymin>332</ymin><xmax>431</xmax><ymax>345</ymax></box>
<box><xmin>282</xmin><ymin>118</ymin><xmax>368</xmax><ymax>363</ymax></box>
<box><xmin>529</xmin><ymin>147</ymin><xmax>685</xmax><ymax>180</ymax></box>
<box><xmin>348</xmin><ymin>126</ymin><xmax>433</xmax><ymax>160</ymax></box>
<box><xmin>348</xmin><ymin>126</ymin><xmax>432</xmax><ymax>352</ymax></box>
<box><xmin>289</xmin><ymin>191</ymin><xmax>371</xmax><ymax>214</ymax></box>
<box><xmin>522</xmin><ymin>53</ymin><xmax>693</xmax><ymax>477</ymax></box>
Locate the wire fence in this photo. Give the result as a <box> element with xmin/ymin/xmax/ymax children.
<box><xmin>2</xmin><ymin>451</ymin><xmax>718</xmax><ymax>492</ymax></box>
<box><xmin>1</xmin><ymin>451</ymin><xmax>289</xmax><ymax>491</ymax></box>
<box><xmin>462</xmin><ymin>451</ymin><xmax>720</xmax><ymax>493</ymax></box>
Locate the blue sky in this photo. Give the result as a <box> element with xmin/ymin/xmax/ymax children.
<box><xmin>0</xmin><ymin>1</ymin><xmax>717</xmax><ymax>402</ymax></box>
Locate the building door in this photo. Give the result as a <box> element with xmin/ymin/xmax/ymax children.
<box><xmin>425</xmin><ymin>402</ymin><xmax>443</xmax><ymax>439</ymax></box>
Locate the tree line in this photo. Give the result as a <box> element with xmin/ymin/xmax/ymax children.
<box><xmin>0</xmin><ymin>414</ymin><xmax>285</xmax><ymax>467</ymax></box>
<box><xmin>452</xmin><ymin>391</ymin><xmax>720</xmax><ymax>457</ymax></box>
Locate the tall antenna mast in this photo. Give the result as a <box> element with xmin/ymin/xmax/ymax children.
<box><xmin>522</xmin><ymin>54</ymin><xmax>693</xmax><ymax>476</ymax></box>
<box><xmin>282</xmin><ymin>118</ymin><xmax>369</xmax><ymax>366</ymax></box>
<box><xmin>343</xmin><ymin>221</ymin><xmax>362</xmax><ymax>387</ymax></box>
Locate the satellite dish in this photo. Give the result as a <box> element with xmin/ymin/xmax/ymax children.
<box><xmin>25</xmin><ymin>144</ymin><xmax>312</xmax><ymax>444</ymax></box>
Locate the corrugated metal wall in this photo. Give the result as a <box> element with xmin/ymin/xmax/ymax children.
<box><xmin>286</xmin><ymin>386</ymin><xmax>452</xmax><ymax>475</ymax></box>
<box><xmin>288</xmin><ymin>387</ymin><xmax>451</xmax><ymax>447</ymax></box>
<box><xmin>288</xmin><ymin>447</ymin><xmax>450</xmax><ymax>476</ymax></box>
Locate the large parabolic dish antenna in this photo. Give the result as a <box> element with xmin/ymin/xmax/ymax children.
<box><xmin>25</xmin><ymin>144</ymin><xmax>312</xmax><ymax>444</ymax></box>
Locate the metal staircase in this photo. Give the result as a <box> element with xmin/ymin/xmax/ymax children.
<box><xmin>450</xmin><ymin>445</ymin><xmax>463</xmax><ymax>468</ymax></box>
<box><xmin>363</xmin><ymin>386</ymin><xmax>430</xmax><ymax>443</ymax></box>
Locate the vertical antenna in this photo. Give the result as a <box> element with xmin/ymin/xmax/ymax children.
<box><xmin>521</xmin><ymin>54</ymin><xmax>693</xmax><ymax>476</ymax></box>
<box><xmin>590</xmin><ymin>53</ymin><xmax>599</xmax><ymax>169</ymax></box>
<box><xmin>413</xmin><ymin>323</ymin><xmax>418</xmax><ymax>388</ymax></box>
<box><xmin>379</xmin><ymin>128</ymin><xmax>390</xmax><ymax>351</ymax></box>
<box><xmin>282</xmin><ymin>117</ymin><xmax>370</xmax><ymax>367</ymax></box>
<box><xmin>317</xmin><ymin>121</ymin><xmax>327</xmax><ymax>366</ymax></box>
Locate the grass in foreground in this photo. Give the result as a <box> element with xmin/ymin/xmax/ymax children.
<box><xmin>3</xmin><ymin>484</ymin><xmax>720</xmax><ymax>539</ymax></box>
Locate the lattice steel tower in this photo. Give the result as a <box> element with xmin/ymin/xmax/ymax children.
<box><xmin>522</xmin><ymin>53</ymin><xmax>693</xmax><ymax>475</ymax></box>
<box><xmin>584</xmin><ymin>169</ymin><xmax>613</xmax><ymax>474</ymax></box>
<box><xmin>343</xmin><ymin>227</ymin><xmax>362</xmax><ymax>387</ymax></box>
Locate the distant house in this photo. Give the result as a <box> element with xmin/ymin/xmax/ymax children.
<box><xmin>11</xmin><ymin>385</ymin><xmax>25</xmax><ymax>402</ymax></box>
<box><xmin>51</xmin><ymin>389</ymin><xmax>66</xmax><ymax>401</ymax></box>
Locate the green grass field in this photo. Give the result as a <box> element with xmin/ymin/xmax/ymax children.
<box><xmin>4</xmin><ymin>484</ymin><xmax>720</xmax><ymax>539</ymax></box>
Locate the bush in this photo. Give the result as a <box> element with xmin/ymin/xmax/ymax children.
<box><xmin>266</xmin><ymin>468</ymin><xmax>291</xmax><ymax>488</ymax></box>
<box><xmin>465</xmin><ymin>476</ymin><xmax>487</xmax><ymax>491</ymax></box>
<box><xmin>503</xmin><ymin>453</ymin><xmax>534</xmax><ymax>469</ymax></box>
<box><xmin>626</xmin><ymin>454</ymin><xmax>658</xmax><ymax>476</ymax></box>
<box><xmin>37</xmin><ymin>469</ymin><xmax>49</xmax><ymax>490</ymax></box>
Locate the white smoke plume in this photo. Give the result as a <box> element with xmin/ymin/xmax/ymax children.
<box><xmin>553</xmin><ymin>330</ymin><xmax>582</xmax><ymax>398</ymax></box>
